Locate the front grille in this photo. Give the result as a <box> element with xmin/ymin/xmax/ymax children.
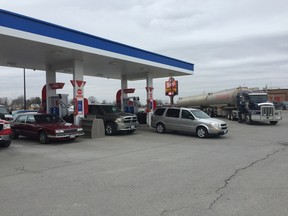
<box><xmin>63</xmin><ymin>129</ymin><xmax>78</xmax><ymax>134</ymax></box>
<box><xmin>124</xmin><ymin>116</ymin><xmax>138</xmax><ymax>123</ymax></box>
<box><xmin>261</xmin><ymin>107</ymin><xmax>274</xmax><ymax>117</ymax></box>
<box><xmin>221</xmin><ymin>124</ymin><xmax>228</xmax><ymax>130</ymax></box>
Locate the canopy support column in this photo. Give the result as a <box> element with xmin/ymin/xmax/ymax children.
<box><xmin>45</xmin><ymin>66</ymin><xmax>56</xmax><ymax>113</ymax></box>
<box><xmin>72</xmin><ymin>60</ymin><xmax>85</xmax><ymax>125</ymax></box>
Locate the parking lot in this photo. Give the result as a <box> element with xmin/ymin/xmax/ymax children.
<box><xmin>1</xmin><ymin>111</ymin><xmax>288</xmax><ymax>216</ymax></box>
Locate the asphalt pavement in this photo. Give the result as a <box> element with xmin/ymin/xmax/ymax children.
<box><xmin>1</xmin><ymin>111</ymin><xmax>288</xmax><ymax>216</ymax></box>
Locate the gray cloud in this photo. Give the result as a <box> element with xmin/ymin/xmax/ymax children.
<box><xmin>0</xmin><ymin>0</ymin><xmax>288</xmax><ymax>103</ymax></box>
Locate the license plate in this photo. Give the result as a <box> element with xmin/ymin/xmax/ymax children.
<box><xmin>70</xmin><ymin>135</ymin><xmax>75</xmax><ymax>138</ymax></box>
<box><xmin>131</xmin><ymin>125</ymin><xmax>135</xmax><ymax>129</ymax></box>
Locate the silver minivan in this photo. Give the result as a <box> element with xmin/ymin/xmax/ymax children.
<box><xmin>151</xmin><ymin>107</ymin><xmax>228</xmax><ymax>138</ymax></box>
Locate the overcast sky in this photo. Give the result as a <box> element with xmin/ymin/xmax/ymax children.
<box><xmin>1</xmin><ymin>0</ymin><xmax>288</xmax><ymax>103</ymax></box>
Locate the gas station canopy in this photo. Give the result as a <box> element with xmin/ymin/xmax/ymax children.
<box><xmin>0</xmin><ymin>9</ymin><xmax>194</xmax><ymax>80</ymax></box>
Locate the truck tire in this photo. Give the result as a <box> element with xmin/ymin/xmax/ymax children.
<box><xmin>227</xmin><ymin>111</ymin><xmax>232</xmax><ymax>120</ymax></box>
<box><xmin>105</xmin><ymin>122</ymin><xmax>116</xmax><ymax>135</ymax></box>
<box><xmin>156</xmin><ymin>123</ymin><xmax>166</xmax><ymax>133</ymax></box>
<box><xmin>245</xmin><ymin>114</ymin><xmax>252</xmax><ymax>125</ymax></box>
<box><xmin>126</xmin><ymin>130</ymin><xmax>135</xmax><ymax>134</ymax></box>
<box><xmin>270</xmin><ymin>121</ymin><xmax>278</xmax><ymax>125</ymax></box>
<box><xmin>196</xmin><ymin>126</ymin><xmax>208</xmax><ymax>138</ymax></box>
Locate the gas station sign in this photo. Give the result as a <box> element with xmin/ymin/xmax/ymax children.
<box><xmin>71</xmin><ymin>80</ymin><xmax>86</xmax><ymax>98</ymax></box>
<box><xmin>165</xmin><ymin>77</ymin><xmax>178</xmax><ymax>96</ymax></box>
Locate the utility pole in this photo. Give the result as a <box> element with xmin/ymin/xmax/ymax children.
<box><xmin>24</xmin><ymin>68</ymin><xmax>27</xmax><ymax>110</ymax></box>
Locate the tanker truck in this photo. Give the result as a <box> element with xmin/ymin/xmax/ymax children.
<box><xmin>177</xmin><ymin>87</ymin><xmax>282</xmax><ymax>125</ymax></box>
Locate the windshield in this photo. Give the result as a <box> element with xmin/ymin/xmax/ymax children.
<box><xmin>249</xmin><ymin>95</ymin><xmax>268</xmax><ymax>103</ymax></box>
<box><xmin>0</xmin><ymin>106</ymin><xmax>9</xmax><ymax>114</ymax></box>
<box><xmin>102</xmin><ymin>105</ymin><xmax>119</xmax><ymax>113</ymax></box>
<box><xmin>190</xmin><ymin>109</ymin><xmax>210</xmax><ymax>119</ymax></box>
<box><xmin>34</xmin><ymin>114</ymin><xmax>64</xmax><ymax>123</ymax></box>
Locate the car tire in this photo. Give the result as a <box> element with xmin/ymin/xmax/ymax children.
<box><xmin>11</xmin><ymin>129</ymin><xmax>19</xmax><ymax>139</ymax></box>
<box><xmin>270</xmin><ymin>121</ymin><xmax>278</xmax><ymax>125</ymax></box>
<box><xmin>196</xmin><ymin>126</ymin><xmax>208</xmax><ymax>138</ymax></box>
<box><xmin>105</xmin><ymin>122</ymin><xmax>116</xmax><ymax>135</ymax></box>
<box><xmin>39</xmin><ymin>131</ymin><xmax>49</xmax><ymax>144</ymax></box>
<box><xmin>0</xmin><ymin>140</ymin><xmax>11</xmax><ymax>148</ymax></box>
<box><xmin>156</xmin><ymin>123</ymin><xmax>166</xmax><ymax>133</ymax></box>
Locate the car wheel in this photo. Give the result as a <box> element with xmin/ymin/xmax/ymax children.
<box><xmin>11</xmin><ymin>129</ymin><xmax>19</xmax><ymax>139</ymax></box>
<box><xmin>156</xmin><ymin>123</ymin><xmax>166</xmax><ymax>133</ymax></box>
<box><xmin>0</xmin><ymin>140</ymin><xmax>11</xmax><ymax>148</ymax></box>
<box><xmin>39</xmin><ymin>131</ymin><xmax>49</xmax><ymax>144</ymax></box>
<box><xmin>196</xmin><ymin>126</ymin><xmax>208</xmax><ymax>138</ymax></box>
<box><xmin>105</xmin><ymin>122</ymin><xmax>116</xmax><ymax>135</ymax></box>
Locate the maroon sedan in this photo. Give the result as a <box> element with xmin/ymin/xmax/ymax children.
<box><xmin>12</xmin><ymin>113</ymin><xmax>84</xmax><ymax>144</ymax></box>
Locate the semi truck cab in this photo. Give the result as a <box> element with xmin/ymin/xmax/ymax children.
<box><xmin>237</xmin><ymin>92</ymin><xmax>282</xmax><ymax>124</ymax></box>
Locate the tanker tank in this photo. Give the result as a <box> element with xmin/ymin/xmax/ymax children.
<box><xmin>177</xmin><ymin>94</ymin><xmax>208</xmax><ymax>107</ymax></box>
<box><xmin>177</xmin><ymin>87</ymin><xmax>250</xmax><ymax>108</ymax></box>
<box><xmin>206</xmin><ymin>88</ymin><xmax>242</xmax><ymax>106</ymax></box>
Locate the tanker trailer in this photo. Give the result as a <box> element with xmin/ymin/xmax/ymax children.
<box><xmin>177</xmin><ymin>87</ymin><xmax>282</xmax><ymax>125</ymax></box>
<box><xmin>177</xmin><ymin>94</ymin><xmax>208</xmax><ymax>108</ymax></box>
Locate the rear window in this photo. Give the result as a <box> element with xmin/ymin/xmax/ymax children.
<box><xmin>154</xmin><ymin>108</ymin><xmax>166</xmax><ymax>116</ymax></box>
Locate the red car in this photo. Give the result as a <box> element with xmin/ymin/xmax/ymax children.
<box><xmin>12</xmin><ymin>113</ymin><xmax>84</xmax><ymax>144</ymax></box>
<box><xmin>0</xmin><ymin>119</ymin><xmax>11</xmax><ymax>148</ymax></box>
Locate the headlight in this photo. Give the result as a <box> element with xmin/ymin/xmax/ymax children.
<box><xmin>209</xmin><ymin>122</ymin><xmax>221</xmax><ymax>130</ymax></box>
<box><xmin>55</xmin><ymin>129</ymin><xmax>64</xmax><ymax>133</ymax></box>
<box><xmin>77</xmin><ymin>128</ymin><xmax>83</xmax><ymax>131</ymax></box>
<box><xmin>115</xmin><ymin>117</ymin><xmax>123</xmax><ymax>123</ymax></box>
<box><xmin>3</xmin><ymin>124</ymin><xmax>11</xmax><ymax>129</ymax></box>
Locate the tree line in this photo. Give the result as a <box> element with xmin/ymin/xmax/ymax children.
<box><xmin>1</xmin><ymin>95</ymin><xmax>167</xmax><ymax>111</ymax></box>
<box><xmin>0</xmin><ymin>96</ymin><xmax>41</xmax><ymax>110</ymax></box>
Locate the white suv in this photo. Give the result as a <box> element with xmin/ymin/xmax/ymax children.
<box><xmin>151</xmin><ymin>107</ymin><xmax>228</xmax><ymax>138</ymax></box>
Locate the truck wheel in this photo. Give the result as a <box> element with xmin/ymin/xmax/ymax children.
<box><xmin>39</xmin><ymin>131</ymin><xmax>49</xmax><ymax>144</ymax></box>
<box><xmin>245</xmin><ymin>114</ymin><xmax>252</xmax><ymax>125</ymax></box>
<box><xmin>196</xmin><ymin>126</ymin><xmax>208</xmax><ymax>138</ymax></box>
<box><xmin>105</xmin><ymin>122</ymin><xmax>116</xmax><ymax>135</ymax></box>
<box><xmin>270</xmin><ymin>121</ymin><xmax>278</xmax><ymax>125</ymax></box>
<box><xmin>0</xmin><ymin>140</ymin><xmax>11</xmax><ymax>148</ymax></box>
<box><xmin>127</xmin><ymin>130</ymin><xmax>135</xmax><ymax>134</ymax></box>
<box><xmin>156</xmin><ymin>123</ymin><xmax>166</xmax><ymax>133</ymax></box>
<box><xmin>227</xmin><ymin>111</ymin><xmax>232</xmax><ymax>120</ymax></box>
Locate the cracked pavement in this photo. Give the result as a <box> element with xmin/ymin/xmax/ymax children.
<box><xmin>1</xmin><ymin>111</ymin><xmax>288</xmax><ymax>216</ymax></box>
<box><xmin>208</xmin><ymin>147</ymin><xmax>287</xmax><ymax>210</ymax></box>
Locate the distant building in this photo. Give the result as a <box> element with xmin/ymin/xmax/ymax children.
<box><xmin>267</xmin><ymin>88</ymin><xmax>288</xmax><ymax>102</ymax></box>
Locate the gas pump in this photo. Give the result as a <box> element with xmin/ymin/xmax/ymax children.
<box><xmin>116</xmin><ymin>88</ymin><xmax>140</xmax><ymax>114</ymax></box>
<box><xmin>49</xmin><ymin>94</ymin><xmax>69</xmax><ymax>117</ymax></box>
<box><xmin>123</xmin><ymin>96</ymin><xmax>140</xmax><ymax>114</ymax></box>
